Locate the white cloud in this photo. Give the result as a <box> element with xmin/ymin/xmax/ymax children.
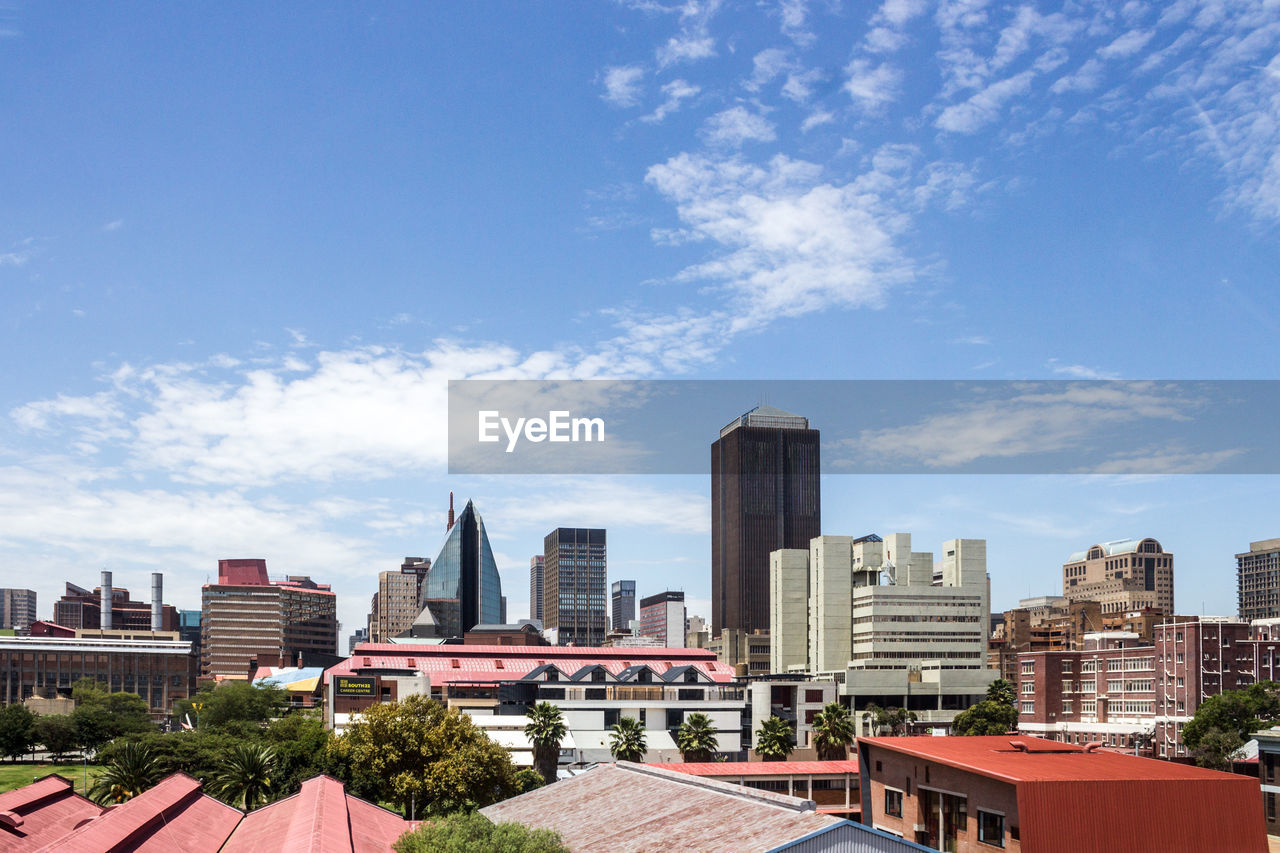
<box><xmin>1050</xmin><ymin>58</ymin><xmax>1105</xmax><ymax>93</ymax></box>
<box><xmin>778</xmin><ymin>0</ymin><xmax>816</xmax><ymax>46</ymax></box>
<box><xmin>601</xmin><ymin>65</ymin><xmax>645</xmax><ymax>107</ymax></box>
<box><xmin>699</xmin><ymin>107</ymin><xmax>777</xmax><ymax>147</ymax></box>
<box><xmin>935</xmin><ymin>69</ymin><xmax>1036</xmax><ymax>133</ymax></box>
<box><xmin>800</xmin><ymin>110</ymin><xmax>835</xmax><ymax>132</ymax></box>
<box><xmin>642</xmin><ymin>79</ymin><xmax>700</xmax><ymax>123</ymax></box>
<box><xmin>844</xmin><ymin>60</ymin><xmax>902</xmax><ymax>109</ymax></box>
<box><xmin>1047</xmin><ymin>359</ymin><xmax>1119</xmax><ymax>379</ymax></box>
<box><xmin>102</xmin><ymin>219</ymin><xmax>124</xmax><ymax>232</ymax></box>
<box><xmin>746</xmin><ymin>48</ymin><xmax>790</xmax><ymax>91</ymax></box>
<box><xmin>656</xmin><ymin>35</ymin><xmax>716</xmax><ymax>68</ymax></box>
<box><xmin>782</xmin><ymin>68</ymin><xmax>824</xmax><ymax>103</ymax></box>
<box><xmin>1098</xmin><ymin>28</ymin><xmax>1155</xmax><ymax>59</ymax></box>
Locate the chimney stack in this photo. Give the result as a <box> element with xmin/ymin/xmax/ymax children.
<box><xmin>151</xmin><ymin>573</ymin><xmax>163</xmax><ymax>632</ymax></box>
<box><xmin>100</xmin><ymin>570</ymin><xmax>113</xmax><ymax>630</ymax></box>
<box><xmin>447</xmin><ymin>491</ymin><xmax>455</xmax><ymax>532</ymax></box>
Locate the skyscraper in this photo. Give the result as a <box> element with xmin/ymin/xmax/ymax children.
<box><xmin>711</xmin><ymin>405</ymin><xmax>820</xmax><ymax>637</ymax></box>
<box><xmin>611</xmin><ymin>580</ymin><xmax>636</xmax><ymax>632</ymax></box>
<box><xmin>530</xmin><ymin>556</ymin><xmax>545</xmax><ymax>623</ymax></box>
<box><xmin>1061</xmin><ymin>537</ymin><xmax>1174</xmax><ymax>616</ymax></box>
<box><xmin>0</xmin><ymin>589</ymin><xmax>36</xmax><ymax>632</ymax></box>
<box><xmin>370</xmin><ymin>557</ymin><xmax>431</xmax><ymax>642</ymax></box>
<box><xmin>415</xmin><ymin>495</ymin><xmax>504</xmax><ymax>638</ymax></box>
<box><xmin>638</xmin><ymin>590</ymin><xmax>685</xmax><ymax>647</ymax></box>
<box><xmin>543</xmin><ymin>528</ymin><xmax>607</xmax><ymax>646</ymax></box>
<box><xmin>1238</xmin><ymin>538</ymin><xmax>1280</xmax><ymax>621</ymax></box>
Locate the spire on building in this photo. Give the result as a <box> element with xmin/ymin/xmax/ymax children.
<box><xmin>447</xmin><ymin>491</ymin><xmax>455</xmax><ymax>532</ymax></box>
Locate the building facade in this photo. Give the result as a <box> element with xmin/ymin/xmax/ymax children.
<box><xmin>53</xmin><ymin>573</ymin><xmax>178</xmax><ymax>632</ymax></box>
<box><xmin>772</xmin><ymin>533</ymin><xmax>994</xmax><ymax>730</ymax></box>
<box><xmin>1061</xmin><ymin>537</ymin><xmax>1174</xmax><ymax>615</ymax></box>
<box><xmin>530</xmin><ymin>555</ymin><xmax>546</xmax><ymax>623</ymax></box>
<box><xmin>638</xmin><ymin>590</ymin><xmax>685</xmax><ymax>647</ymax></box>
<box><xmin>201</xmin><ymin>559</ymin><xmax>337</xmax><ymax>678</ymax></box>
<box><xmin>611</xmin><ymin>579</ymin><xmax>635</xmax><ymax>632</ymax></box>
<box><xmin>543</xmin><ymin>528</ymin><xmax>606</xmax><ymax>646</ymax></box>
<box><xmin>416</xmin><ymin>498</ymin><xmax>504</xmax><ymax>638</ymax></box>
<box><xmin>1238</xmin><ymin>538</ymin><xmax>1280</xmax><ymax>621</ymax></box>
<box><xmin>711</xmin><ymin>405</ymin><xmax>820</xmax><ymax>637</ymax></box>
<box><xmin>370</xmin><ymin>558</ymin><xmax>430</xmax><ymax>643</ymax></box>
<box><xmin>0</xmin><ymin>589</ymin><xmax>36</xmax><ymax>632</ymax></box>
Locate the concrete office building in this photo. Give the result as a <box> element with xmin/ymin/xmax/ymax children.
<box><xmin>637</xmin><ymin>591</ymin><xmax>685</xmax><ymax>647</ymax></box>
<box><xmin>543</xmin><ymin>528</ymin><xmax>607</xmax><ymax>646</ymax></box>
<box><xmin>201</xmin><ymin>559</ymin><xmax>337</xmax><ymax>678</ymax></box>
<box><xmin>1238</xmin><ymin>538</ymin><xmax>1280</xmax><ymax>621</ymax></box>
<box><xmin>771</xmin><ymin>533</ymin><xmax>994</xmax><ymax>731</ymax></box>
<box><xmin>0</xmin><ymin>589</ymin><xmax>36</xmax><ymax>632</ymax></box>
<box><xmin>611</xmin><ymin>579</ymin><xmax>635</xmax><ymax>632</ymax></box>
<box><xmin>530</xmin><ymin>555</ymin><xmax>545</xmax><ymax>623</ymax></box>
<box><xmin>711</xmin><ymin>405</ymin><xmax>820</xmax><ymax>637</ymax></box>
<box><xmin>370</xmin><ymin>557</ymin><xmax>430</xmax><ymax>643</ymax></box>
<box><xmin>1062</xmin><ymin>537</ymin><xmax>1174</xmax><ymax>615</ymax></box>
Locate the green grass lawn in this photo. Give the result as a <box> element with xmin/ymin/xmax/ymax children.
<box><xmin>0</xmin><ymin>762</ymin><xmax>105</xmax><ymax>797</ymax></box>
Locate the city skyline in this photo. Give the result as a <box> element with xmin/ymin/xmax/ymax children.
<box><xmin>3</xmin><ymin>3</ymin><xmax>1280</xmax><ymax>637</ymax></box>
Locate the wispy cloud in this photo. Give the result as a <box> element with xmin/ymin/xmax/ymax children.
<box><xmin>699</xmin><ymin>107</ymin><xmax>777</xmax><ymax>147</ymax></box>
<box><xmin>642</xmin><ymin>79</ymin><xmax>700</xmax><ymax>123</ymax></box>
<box><xmin>601</xmin><ymin>65</ymin><xmax>645</xmax><ymax>107</ymax></box>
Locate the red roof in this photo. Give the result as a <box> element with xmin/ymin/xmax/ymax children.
<box><xmin>648</xmin><ymin>761</ymin><xmax>860</xmax><ymax>776</ymax></box>
<box><xmin>861</xmin><ymin>736</ymin><xmax>1269</xmax><ymax>853</ymax></box>
<box><xmin>0</xmin><ymin>775</ymin><xmax>102</xmax><ymax>848</ymax></box>
<box><xmin>326</xmin><ymin>643</ymin><xmax>736</xmax><ymax>685</ymax></box>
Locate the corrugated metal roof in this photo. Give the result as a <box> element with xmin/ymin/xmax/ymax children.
<box><xmin>650</xmin><ymin>761</ymin><xmax>860</xmax><ymax>776</ymax></box>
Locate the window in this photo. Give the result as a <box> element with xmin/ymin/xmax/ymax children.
<box><xmin>978</xmin><ymin>810</ymin><xmax>1005</xmax><ymax>847</ymax></box>
<box><xmin>1020</xmin><ymin>701</ymin><xmax>1034</xmax><ymax>714</ymax></box>
<box><xmin>805</xmin><ymin>689</ymin><xmax>825</xmax><ymax>703</ymax></box>
<box><xmin>1021</xmin><ymin>661</ymin><xmax>1034</xmax><ymax>674</ymax></box>
<box><xmin>1021</xmin><ymin>681</ymin><xmax>1035</xmax><ymax>694</ymax></box>
<box><xmin>885</xmin><ymin>788</ymin><xmax>903</xmax><ymax>818</ymax></box>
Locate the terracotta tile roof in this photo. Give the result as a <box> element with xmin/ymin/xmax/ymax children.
<box><xmin>481</xmin><ymin>761</ymin><xmax>846</xmax><ymax>852</ymax></box>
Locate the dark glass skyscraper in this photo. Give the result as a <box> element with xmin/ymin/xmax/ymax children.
<box><xmin>417</xmin><ymin>498</ymin><xmax>504</xmax><ymax>637</ymax></box>
<box><xmin>711</xmin><ymin>406</ymin><xmax>820</xmax><ymax>637</ymax></box>
<box><xmin>611</xmin><ymin>579</ymin><xmax>636</xmax><ymax>632</ymax></box>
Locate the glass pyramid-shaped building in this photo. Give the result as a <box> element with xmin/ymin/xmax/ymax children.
<box><xmin>416</xmin><ymin>496</ymin><xmax>503</xmax><ymax>637</ymax></box>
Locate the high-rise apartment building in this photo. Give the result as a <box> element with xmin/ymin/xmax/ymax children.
<box><xmin>1061</xmin><ymin>537</ymin><xmax>1174</xmax><ymax>615</ymax></box>
<box><xmin>711</xmin><ymin>406</ymin><xmax>820</xmax><ymax>637</ymax></box>
<box><xmin>201</xmin><ymin>559</ymin><xmax>337</xmax><ymax>677</ymax></box>
<box><xmin>0</xmin><ymin>589</ymin><xmax>36</xmax><ymax>631</ymax></box>
<box><xmin>1238</xmin><ymin>538</ymin><xmax>1280</xmax><ymax>621</ymax></box>
<box><xmin>637</xmin><ymin>591</ymin><xmax>685</xmax><ymax>647</ymax></box>
<box><xmin>771</xmin><ymin>533</ymin><xmax>994</xmax><ymax>730</ymax></box>
<box><xmin>370</xmin><ymin>557</ymin><xmax>431</xmax><ymax>642</ymax></box>
<box><xmin>543</xmin><ymin>528</ymin><xmax>607</xmax><ymax>646</ymax></box>
<box><xmin>414</xmin><ymin>497</ymin><xmax>504</xmax><ymax>638</ymax></box>
<box><xmin>530</xmin><ymin>556</ymin><xmax>545</xmax><ymax>623</ymax></box>
<box><xmin>611</xmin><ymin>580</ymin><xmax>635</xmax><ymax>632</ymax></box>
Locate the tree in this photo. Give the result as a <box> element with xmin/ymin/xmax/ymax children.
<box><xmin>863</xmin><ymin>704</ymin><xmax>917</xmax><ymax>737</ymax></box>
<box><xmin>213</xmin><ymin>743</ymin><xmax>277</xmax><ymax>810</ymax></box>
<box><xmin>608</xmin><ymin>717</ymin><xmax>647</xmax><ymax>763</ymax></box>
<box><xmin>393</xmin><ymin>812</ymin><xmax>568</xmax><ymax>853</ymax></box>
<box><xmin>810</xmin><ymin>702</ymin><xmax>855</xmax><ymax>760</ymax></box>
<box><xmin>1183</xmin><ymin>681</ymin><xmax>1280</xmax><ymax>754</ymax></box>
<box><xmin>333</xmin><ymin>694</ymin><xmax>518</xmax><ymax>817</ymax></box>
<box><xmin>1189</xmin><ymin>727</ymin><xmax>1247</xmax><ymax>772</ymax></box>
<box><xmin>34</xmin><ymin>714</ymin><xmax>77</xmax><ymax>760</ymax></box>
<box><xmin>90</xmin><ymin>741</ymin><xmax>163</xmax><ymax>804</ymax></box>
<box><xmin>514</xmin><ymin>768</ymin><xmax>545</xmax><ymax>794</ymax></box>
<box><xmin>0</xmin><ymin>704</ymin><xmax>35</xmax><ymax>762</ymax></box>
<box><xmin>675</xmin><ymin>712</ymin><xmax>719</xmax><ymax>763</ymax></box>
<box><xmin>70</xmin><ymin>685</ymin><xmax>155</xmax><ymax>755</ymax></box>
<box><xmin>263</xmin><ymin>714</ymin><xmax>336</xmax><ymax>798</ymax></box>
<box><xmin>174</xmin><ymin>682</ymin><xmax>287</xmax><ymax>731</ymax></box>
<box><xmin>755</xmin><ymin>715</ymin><xmax>794</xmax><ymax>761</ymax></box>
<box><xmin>523</xmin><ymin>702</ymin><xmax>566</xmax><ymax>785</ymax></box>
<box><xmin>951</xmin><ymin>700</ymin><xmax>1019</xmax><ymax>736</ymax></box>
<box><xmin>986</xmin><ymin>679</ymin><xmax>1017</xmax><ymax>707</ymax></box>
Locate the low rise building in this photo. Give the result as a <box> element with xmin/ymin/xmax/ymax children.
<box><xmin>858</xmin><ymin>735</ymin><xmax>1267</xmax><ymax>853</ymax></box>
<box><xmin>709</xmin><ymin>627</ymin><xmax>770</xmax><ymax>676</ymax></box>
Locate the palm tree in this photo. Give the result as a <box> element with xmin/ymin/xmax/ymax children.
<box><xmin>213</xmin><ymin>743</ymin><xmax>277</xmax><ymax>810</ymax></box>
<box><xmin>608</xmin><ymin>717</ymin><xmax>647</xmax><ymax>763</ymax></box>
<box><xmin>524</xmin><ymin>702</ymin><xmax>567</xmax><ymax>784</ymax></box>
<box><xmin>810</xmin><ymin>702</ymin><xmax>855</xmax><ymax>761</ymax></box>
<box><xmin>986</xmin><ymin>678</ymin><xmax>1017</xmax><ymax>707</ymax></box>
<box><xmin>675</xmin><ymin>713</ymin><xmax>719</xmax><ymax>763</ymax></box>
<box><xmin>90</xmin><ymin>741</ymin><xmax>162</xmax><ymax>804</ymax></box>
<box><xmin>755</xmin><ymin>715</ymin><xmax>794</xmax><ymax>762</ymax></box>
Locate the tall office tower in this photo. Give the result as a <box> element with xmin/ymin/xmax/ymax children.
<box><xmin>711</xmin><ymin>406</ymin><xmax>820</xmax><ymax>637</ymax></box>
<box><xmin>543</xmin><ymin>528</ymin><xmax>607</xmax><ymax>646</ymax></box>
<box><xmin>638</xmin><ymin>591</ymin><xmax>685</xmax><ymax>647</ymax></box>
<box><xmin>0</xmin><ymin>589</ymin><xmax>37</xmax><ymax>631</ymax></box>
<box><xmin>1239</xmin><ymin>538</ymin><xmax>1280</xmax><ymax>621</ymax></box>
<box><xmin>201</xmin><ymin>559</ymin><xmax>337</xmax><ymax>677</ymax></box>
<box><xmin>370</xmin><ymin>557</ymin><xmax>431</xmax><ymax>642</ymax></box>
<box><xmin>53</xmin><ymin>574</ymin><xmax>178</xmax><ymax>631</ymax></box>
<box><xmin>611</xmin><ymin>580</ymin><xmax>636</xmax><ymax>631</ymax></box>
<box><xmin>530</xmin><ymin>556</ymin><xmax>546</xmax><ymax>623</ymax></box>
<box><xmin>415</xmin><ymin>498</ymin><xmax>504</xmax><ymax>638</ymax></box>
<box><xmin>1061</xmin><ymin>537</ymin><xmax>1174</xmax><ymax>616</ymax></box>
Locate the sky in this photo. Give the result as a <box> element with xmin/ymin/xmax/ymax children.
<box><xmin>3</xmin><ymin>1</ymin><xmax>1280</xmax><ymax>638</ymax></box>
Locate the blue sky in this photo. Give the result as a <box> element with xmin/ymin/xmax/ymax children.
<box><xmin>2</xmin><ymin>1</ymin><xmax>1280</xmax><ymax>636</ymax></box>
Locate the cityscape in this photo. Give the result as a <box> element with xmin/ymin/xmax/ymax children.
<box><xmin>3</xmin><ymin>2</ymin><xmax>1280</xmax><ymax>851</ymax></box>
